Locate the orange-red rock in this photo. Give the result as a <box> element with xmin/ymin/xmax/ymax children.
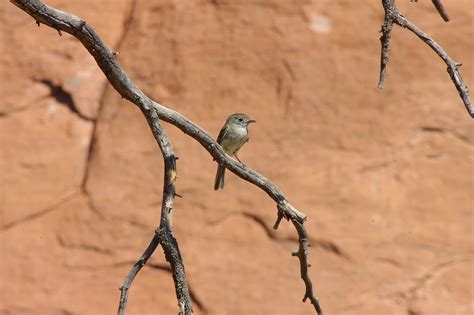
<box><xmin>1</xmin><ymin>1</ymin><xmax>472</xmax><ymax>315</ymax></box>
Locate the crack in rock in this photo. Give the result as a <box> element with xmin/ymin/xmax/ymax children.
<box><xmin>80</xmin><ymin>0</ymin><xmax>138</xmax><ymax>206</ymax></box>
<box><xmin>420</xmin><ymin>125</ymin><xmax>473</xmax><ymax>145</ymax></box>
<box><xmin>56</xmin><ymin>234</ymin><xmax>113</xmax><ymax>255</ymax></box>
<box><xmin>404</xmin><ymin>256</ymin><xmax>473</xmax><ymax>315</ymax></box>
<box><xmin>0</xmin><ymin>191</ymin><xmax>78</xmax><ymax>232</ymax></box>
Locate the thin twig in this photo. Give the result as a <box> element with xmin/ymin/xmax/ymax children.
<box><xmin>118</xmin><ymin>233</ymin><xmax>161</xmax><ymax>315</ymax></box>
<box><xmin>9</xmin><ymin>0</ymin><xmax>323</xmax><ymax>314</ymax></box>
<box><xmin>431</xmin><ymin>0</ymin><xmax>450</xmax><ymax>22</ymax></box>
<box><xmin>379</xmin><ymin>0</ymin><xmax>472</xmax><ymax>118</ymax></box>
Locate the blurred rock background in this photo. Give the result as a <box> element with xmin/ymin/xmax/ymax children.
<box><xmin>1</xmin><ymin>1</ymin><xmax>472</xmax><ymax>314</ymax></box>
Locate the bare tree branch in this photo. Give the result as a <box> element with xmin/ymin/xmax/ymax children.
<box><xmin>378</xmin><ymin>1</ymin><xmax>394</xmax><ymax>90</ymax></box>
<box><xmin>379</xmin><ymin>0</ymin><xmax>472</xmax><ymax>118</ymax></box>
<box><xmin>9</xmin><ymin>0</ymin><xmax>323</xmax><ymax>314</ymax></box>
<box><xmin>292</xmin><ymin>221</ymin><xmax>323</xmax><ymax>315</ymax></box>
<box><xmin>118</xmin><ymin>232</ymin><xmax>161</xmax><ymax>314</ymax></box>
<box><xmin>118</xmin><ymin>115</ymin><xmax>192</xmax><ymax>315</ymax></box>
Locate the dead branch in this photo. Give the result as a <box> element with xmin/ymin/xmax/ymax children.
<box><xmin>9</xmin><ymin>0</ymin><xmax>323</xmax><ymax>314</ymax></box>
<box><xmin>117</xmin><ymin>115</ymin><xmax>192</xmax><ymax>315</ymax></box>
<box><xmin>379</xmin><ymin>0</ymin><xmax>472</xmax><ymax>118</ymax></box>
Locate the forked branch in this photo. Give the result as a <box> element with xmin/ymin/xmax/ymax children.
<box><xmin>379</xmin><ymin>0</ymin><xmax>472</xmax><ymax>118</ymax></box>
<box><xmin>9</xmin><ymin>0</ymin><xmax>323</xmax><ymax>314</ymax></box>
<box><xmin>118</xmin><ymin>112</ymin><xmax>192</xmax><ymax>315</ymax></box>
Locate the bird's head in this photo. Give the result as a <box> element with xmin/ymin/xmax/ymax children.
<box><xmin>227</xmin><ymin>113</ymin><xmax>256</xmax><ymax>127</ymax></box>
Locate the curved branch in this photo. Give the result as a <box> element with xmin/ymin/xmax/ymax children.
<box><xmin>379</xmin><ymin>0</ymin><xmax>472</xmax><ymax>118</ymax></box>
<box><xmin>9</xmin><ymin>0</ymin><xmax>322</xmax><ymax>314</ymax></box>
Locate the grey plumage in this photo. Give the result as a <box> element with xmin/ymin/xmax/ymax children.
<box><xmin>214</xmin><ymin>113</ymin><xmax>255</xmax><ymax>190</ymax></box>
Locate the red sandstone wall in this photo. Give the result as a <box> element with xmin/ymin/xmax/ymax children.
<box><xmin>1</xmin><ymin>1</ymin><xmax>473</xmax><ymax>314</ymax></box>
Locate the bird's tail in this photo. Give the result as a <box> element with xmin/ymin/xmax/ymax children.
<box><xmin>214</xmin><ymin>164</ymin><xmax>225</xmax><ymax>190</ymax></box>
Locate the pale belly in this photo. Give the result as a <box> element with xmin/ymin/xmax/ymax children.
<box><xmin>220</xmin><ymin>125</ymin><xmax>249</xmax><ymax>155</ymax></box>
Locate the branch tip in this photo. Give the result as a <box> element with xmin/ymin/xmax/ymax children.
<box><xmin>431</xmin><ymin>0</ymin><xmax>450</xmax><ymax>22</ymax></box>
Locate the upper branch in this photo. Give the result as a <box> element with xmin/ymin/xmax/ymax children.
<box><xmin>379</xmin><ymin>0</ymin><xmax>472</xmax><ymax>118</ymax></box>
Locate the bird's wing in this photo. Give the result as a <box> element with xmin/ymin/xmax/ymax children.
<box><xmin>216</xmin><ymin>124</ymin><xmax>228</xmax><ymax>144</ymax></box>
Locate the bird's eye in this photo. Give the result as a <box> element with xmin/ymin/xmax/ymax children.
<box><xmin>238</xmin><ymin>118</ymin><xmax>243</xmax><ymax>122</ymax></box>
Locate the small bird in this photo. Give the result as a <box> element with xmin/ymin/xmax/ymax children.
<box><xmin>214</xmin><ymin>113</ymin><xmax>256</xmax><ymax>190</ymax></box>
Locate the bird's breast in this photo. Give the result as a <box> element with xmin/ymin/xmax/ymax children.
<box><xmin>220</xmin><ymin>125</ymin><xmax>249</xmax><ymax>154</ymax></box>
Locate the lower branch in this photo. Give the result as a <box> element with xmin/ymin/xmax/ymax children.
<box><xmin>118</xmin><ymin>233</ymin><xmax>161</xmax><ymax>315</ymax></box>
<box><xmin>117</xmin><ymin>68</ymin><xmax>191</xmax><ymax>314</ymax></box>
<box><xmin>274</xmin><ymin>205</ymin><xmax>324</xmax><ymax>315</ymax></box>
<box><xmin>139</xmin><ymin>106</ymin><xmax>193</xmax><ymax>314</ymax></box>
<box><xmin>118</xmin><ymin>228</ymin><xmax>192</xmax><ymax>315</ymax></box>
<box><xmin>292</xmin><ymin>221</ymin><xmax>323</xmax><ymax>315</ymax></box>
<box><xmin>160</xmin><ymin>229</ymin><xmax>193</xmax><ymax>315</ymax></box>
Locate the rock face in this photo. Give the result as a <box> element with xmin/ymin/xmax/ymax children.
<box><xmin>1</xmin><ymin>1</ymin><xmax>472</xmax><ymax>315</ymax></box>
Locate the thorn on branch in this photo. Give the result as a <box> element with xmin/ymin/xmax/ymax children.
<box><xmin>56</xmin><ymin>28</ymin><xmax>62</xmax><ymax>36</ymax></box>
<box><xmin>36</xmin><ymin>20</ymin><xmax>40</xmax><ymax>27</ymax></box>
<box><xmin>113</xmin><ymin>51</ymin><xmax>120</xmax><ymax>56</ymax></box>
<box><xmin>272</xmin><ymin>213</ymin><xmax>283</xmax><ymax>230</ymax></box>
<box><xmin>175</xmin><ymin>193</ymin><xmax>183</xmax><ymax>198</ymax></box>
<box><xmin>273</xmin><ymin>205</ymin><xmax>285</xmax><ymax>230</ymax></box>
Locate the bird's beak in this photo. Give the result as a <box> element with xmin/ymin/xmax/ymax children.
<box><xmin>248</xmin><ymin>119</ymin><xmax>256</xmax><ymax>124</ymax></box>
